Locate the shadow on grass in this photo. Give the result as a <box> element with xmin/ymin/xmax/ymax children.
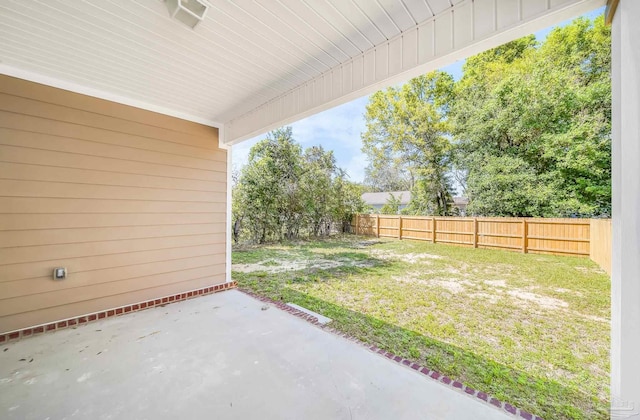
<box><xmin>236</xmin><ymin>264</ymin><xmax>609</xmax><ymax>420</ymax></box>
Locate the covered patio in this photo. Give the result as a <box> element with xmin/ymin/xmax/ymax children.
<box><xmin>1</xmin><ymin>0</ymin><xmax>638</xmax><ymax>417</ymax></box>
<box><xmin>0</xmin><ymin>289</ymin><xmax>512</xmax><ymax>419</ymax></box>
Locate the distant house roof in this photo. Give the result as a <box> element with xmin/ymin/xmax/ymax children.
<box><xmin>361</xmin><ymin>191</ymin><xmax>411</xmax><ymax>206</ymax></box>
<box><xmin>453</xmin><ymin>196</ymin><xmax>469</xmax><ymax>206</ymax></box>
<box><xmin>362</xmin><ymin>191</ymin><xmax>469</xmax><ymax>207</ymax></box>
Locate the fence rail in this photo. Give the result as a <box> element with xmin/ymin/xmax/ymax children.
<box><xmin>352</xmin><ymin>214</ymin><xmax>611</xmax><ymax>274</ymax></box>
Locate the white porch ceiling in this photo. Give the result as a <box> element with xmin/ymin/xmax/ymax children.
<box><xmin>0</xmin><ymin>0</ymin><xmax>604</xmax><ymax>144</ymax></box>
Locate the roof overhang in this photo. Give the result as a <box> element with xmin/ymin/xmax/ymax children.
<box><xmin>0</xmin><ymin>0</ymin><xmax>605</xmax><ymax>145</ymax></box>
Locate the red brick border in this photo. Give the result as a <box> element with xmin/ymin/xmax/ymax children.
<box><xmin>238</xmin><ymin>288</ymin><xmax>542</xmax><ymax>420</ymax></box>
<box><xmin>0</xmin><ymin>282</ymin><xmax>237</xmax><ymax>344</ymax></box>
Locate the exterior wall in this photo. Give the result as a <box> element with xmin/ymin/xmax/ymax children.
<box><xmin>0</xmin><ymin>75</ymin><xmax>227</xmax><ymax>333</ymax></box>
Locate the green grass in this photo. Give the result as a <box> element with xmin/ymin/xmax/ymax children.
<box><xmin>233</xmin><ymin>235</ymin><xmax>610</xmax><ymax>419</ymax></box>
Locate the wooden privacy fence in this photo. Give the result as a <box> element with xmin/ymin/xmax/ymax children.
<box><xmin>589</xmin><ymin>219</ymin><xmax>611</xmax><ymax>275</ymax></box>
<box><xmin>352</xmin><ymin>214</ymin><xmax>611</xmax><ymax>274</ymax></box>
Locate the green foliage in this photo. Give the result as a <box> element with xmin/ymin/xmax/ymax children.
<box><xmin>379</xmin><ymin>192</ymin><xmax>402</xmax><ymax>215</ymax></box>
<box><xmin>363</xmin><ymin>159</ymin><xmax>412</xmax><ymax>192</ymax></box>
<box><xmin>363</xmin><ymin>16</ymin><xmax>611</xmax><ymax>217</ymax></box>
<box><xmin>465</xmin><ymin>155</ymin><xmax>557</xmax><ymax>217</ymax></box>
<box><xmin>450</xmin><ymin>16</ymin><xmax>611</xmax><ymax>217</ymax></box>
<box><xmin>362</xmin><ymin>71</ymin><xmax>456</xmax><ymax>215</ymax></box>
<box><xmin>233</xmin><ymin>128</ymin><xmax>369</xmax><ymax>243</ymax></box>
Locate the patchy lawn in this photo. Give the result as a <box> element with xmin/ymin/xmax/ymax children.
<box><xmin>233</xmin><ymin>236</ymin><xmax>610</xmax><ymax>420</ymax></box>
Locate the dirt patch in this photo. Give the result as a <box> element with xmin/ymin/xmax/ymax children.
<box><xmin>393</xmin><ymin>272</ymin><xmax>476</xmax><ymax>295</ymax></box>
<box><xmin>470</xmin><ymin>292</ymin><xmax>500</xmax><ymax>304</ymax></box>
<box><xmin>575</xmin><ymin>266</ymin><xmax>606</xmax><ymax>274</ymax></box>
<box><xmin>553</xmin><ymin>287</ymin><xmax>584</xmax><ymax>297</ymax></box>
<box><xmin>430</xmin><ymin>279</ymin><xmax>466</xmax><ymax>294</ymax></box>
<box><xmin>571</xmin><ymin>313</ymin><xmax>609</xmax><ymax>324</ymax></box>
<box><xmin>354</xmin><ymin>240</ymin><xmax>383</xmax><ymax>248</ymax></box>
<box><xmin>232</xmin><ymin>258</ymin><xmax>374</xmax><ymax>273</ymax></box>
<box><xmin>484</xmin><ymin>279</ymin><xmax>507</xmax><ymax>288</ymax></box>
<box><xmin>507</xmin><ymin>290</ymin><xmax>568</xmax><ymax>310</ymax></box>
<box><xmin>370</xmin><ymin>250</ymin><xmax>443</xmax><ymax>263</ymax></box>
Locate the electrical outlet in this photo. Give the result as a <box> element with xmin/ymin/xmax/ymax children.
<box><xmin>53</xmin><ymin>267</ymin><xmax>67</xmax><ymax>280</ymax></box>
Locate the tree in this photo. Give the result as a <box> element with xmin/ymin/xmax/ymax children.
<box><xmin>363</xmin><ymin>157</ymin><xmax>412</xmax><ymax>192</ymax></box>
<box><xmin>332</xmin><ymin>178</ymin><xmax>371</xmax><ymax>232</ymax></box>
<box><xmin>380</xmin><ymin>193</ymin><xmax>402</xmax><ymax>215</ymax></box>
<box><xmin>362</xmin><ymin>71</ymin><xmax>456</xmax><ymax>215</ymax></box>
<box><xmin>234</xmin><ymin>127</ymin><xmax>303</xmax><ymax>243</ymax></box>
<box><xmin>450</xmin><ymin>16</ymin><xmax>611</xmax><ymax>217</ymax></box>
<box><xmin>300</xmin><ymin>146</ymin><xmax>340</xmax><ymax>236</ymax></box>
<box><xmin>233</xmin><ymin>127</ymin><xmax>369</xmax><ymax>243</ymax></box>
<box><xmin>465</xmin><ymin>155</ymin><xmax>556</xmax><ymax>217</ymax></box>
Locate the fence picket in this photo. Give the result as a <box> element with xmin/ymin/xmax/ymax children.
<box><xmin>352</xmin><ymin>214</ymin><xmax>610</xmax><ymax>273</ymax></box>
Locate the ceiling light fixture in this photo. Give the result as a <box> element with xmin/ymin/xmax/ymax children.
<box><xmin>166</xmin><ymin>0</ymin><xmax>209</xmax><ymax>29</ymax></box>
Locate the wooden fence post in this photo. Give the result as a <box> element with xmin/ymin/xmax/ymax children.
<box><xmin>432</xmin><ymin>217</ymin><xmax>437</xmax><ymax>243</ymax></box>
<box><xmin>473</xmin><ymin>218</ymin><xmax>478</xmax><ymax>248</ymax></box>
<box><xmin>355</xmin><ymin>215</ymin><xmax>597</xmax><ymax>257</ymax></box>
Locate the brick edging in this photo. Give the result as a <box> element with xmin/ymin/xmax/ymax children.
<box><xmin>238</xmin><ymin>288</ymin><xmax>541</xmax><ymax>420</ymax></box>
<box><xmin>0</xmin><ymin>282</ymin><xmax>238</xmax><ymax>344</ymax></box>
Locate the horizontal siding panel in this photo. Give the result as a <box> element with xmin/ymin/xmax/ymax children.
<box><xmin>0</xmin><ymin>76</ymin><xmax>218</xmax><ymax>139</ymax></box>
<box><xmin>0</xmin><ymin>233</ymin><xmax>225</xmax><ymax>265</ymax></box>
<box><xmin>0</xmin><ymin>162</ymin><xmax>224</xmax><ymax>192</ymax></box>
<box><xmin>0</xmin><ymin>223</ymin><xmax>225</xmax><ymax>248</ymax></box>
<box><xmin>0</xmin><ymin>212</ymin><xmax>220</xmax><ymax>231</ymax></box>
<box><xmin>0</xmin><ymin>127</ymin><xmax>225</xmax><ymax>169</ymax></box>
<box><xmin>0</xmin><ymin>113</ymin><xmax>222</xmax><ymax>161</ymax></box>
<box><xmin>0</xmin><ymin>93</ymin><xmax>216</xmax><ymax>148</ymax></box>
<box><xmin>0</xmin><ymin>145</ymin><xmax>225</xmax><ymax>182</ymax></box>
<box><xmin>0</xmin><ymin>179</ymin><xmax>225</xmax><ymax>203</ymax></box>
<box><xmin>0</xmin><ymin>263</ymin><xmax>226</xmax><ymax>317</ymax></box>
<box><xmin>0</xmin><ymin>77</ymin><xmax>227</xmax><ymax>332</ymax></box>
<box><xmin>0</xmin><ymin>244</ymin><xmax>224</xmax><ymax>282</ymax></box>
<box><xmin>0</xmin><ymin>275</ymin><xmax>225</xmax><ymax>333</ymax></box>
<box><xmin>1</xmin><ymin>253</ymin><xmax>226</xmax><ymax>298</ymax></box>
<box><xmin>0</xmin><ymin>197</ymin><xmax>226</xmax><ymax>214</ymax></box>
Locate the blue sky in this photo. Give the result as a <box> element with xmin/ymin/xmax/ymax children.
<box><xmin>232</xmin><ymin>7</ymin><xmax>604</xmax><ymax>184</ymax></box>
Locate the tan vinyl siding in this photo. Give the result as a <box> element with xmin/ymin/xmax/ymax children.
<box><xmin>0</xmin><ymin>75</ymin><xmax>226</xmax><ymax>333</ymax></box>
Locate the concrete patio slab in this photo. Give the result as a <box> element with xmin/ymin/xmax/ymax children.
<box><xmin>0</xmin><ymin>290</ymin><xmax>512</xmax><ymax>420</ymax></box>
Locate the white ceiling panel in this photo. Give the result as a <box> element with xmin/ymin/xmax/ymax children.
<box><xmin>352</xmin><ymin>0</ymin><xmax>401</xmax><ymax>39</ymax></box>
<box><xmin>426</xmin><ymin>0</ymin><xmax>454</xmax><ymax>15</ymax></box>
<box><xmin>301</xmin><ymin>1</ymin><xmax>373</xmax><ymax>53</ymax></box>
<box><xmin>403</xmin><ymin>0</ymin><xmax>435</xmax><ymax>22</ymax></box>
<box><xmin>326</xmin><ymin>0</ymin><xmax>389</xmax><ymax>47</ymax></box>
<box><xmin>377</xmin><ymin>0</ymin><xmax>419</xmax><ymax>31</ymax></box>
<box><xmin>0</xmin><ymin>0</ymin><xmax>605</xmax><ymax>139</ymax></box>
